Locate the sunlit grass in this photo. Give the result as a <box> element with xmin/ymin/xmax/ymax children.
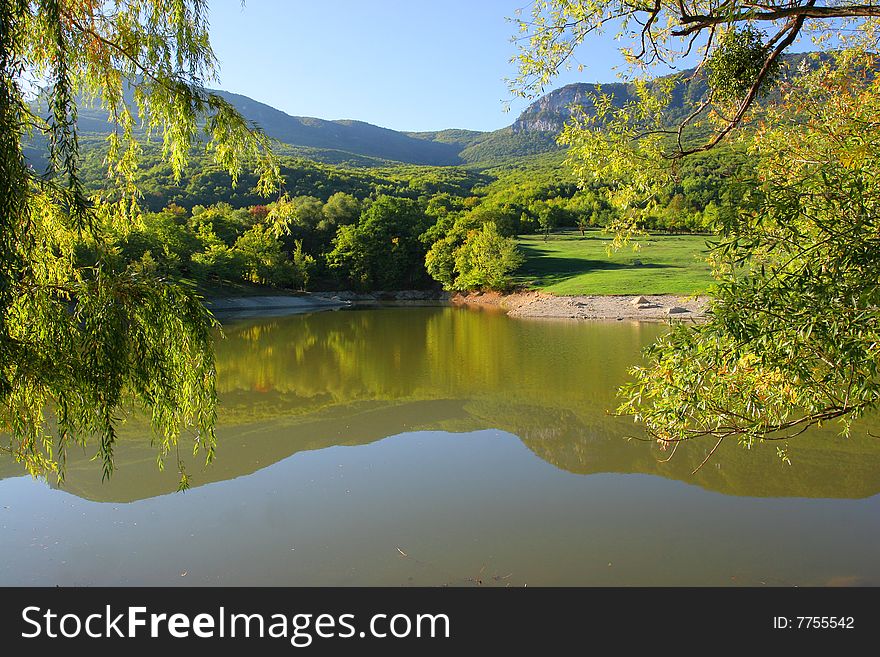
<box><xmin>515</xmin><ymin>230</ymin><xmax>713</xmax><ymax>295</ymax></box>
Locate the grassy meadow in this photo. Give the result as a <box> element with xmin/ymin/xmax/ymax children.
<box><xmin>515</xmin><ymin>230</ymin><xmax>714</xmax><ymax>296</ymax></box>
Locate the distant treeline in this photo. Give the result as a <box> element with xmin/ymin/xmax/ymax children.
<box><xmin>73</xmin><ymin>142</ymin><xmax>750</xmax><ymax>293</ymax></box>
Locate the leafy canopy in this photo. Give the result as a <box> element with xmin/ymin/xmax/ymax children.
<box><xmin>623</xmin><ymin>58</ymin><xmax>880</xmax><ymax>462</ymax></box>
<box><xmin>453</xmin><ymin>222</ymin><xmax>525</xmax><ymax>292</ymax></box>
<box><xmin>511</xmin><ymin>1</ymin><xmax>880</xmax><ymax>460</ymax></box>
<box><xmin>1</xmin><ymin>0</ymin><xmax>279</xmax><ymax>487</ymax></box>
<box><xmin>512</xmin><ymin>1</ymin><xmax>880</xmax><ymax>156</ymax></box>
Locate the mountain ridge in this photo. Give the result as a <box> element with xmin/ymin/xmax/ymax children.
<box><xmin>56</xmin><ymin>51</ymin><xmax>831</xmax><ymax>168</ymax></box>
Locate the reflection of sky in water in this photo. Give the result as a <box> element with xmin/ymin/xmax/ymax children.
<box><xmin>1</xmin><ymin>307</ymin><xmax>879</xmax><ymax>585</ymax></box>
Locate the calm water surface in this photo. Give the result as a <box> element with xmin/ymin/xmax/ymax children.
<box><xmin>2</xmin><ymin>306</ymin><xmax>879</xmax><ymax>585</ymax></box>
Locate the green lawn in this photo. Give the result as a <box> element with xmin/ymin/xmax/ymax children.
<box><xmin>515</xmin><ymin>230</ymin><xmax>714</xmax><ymax>295</ymax></box>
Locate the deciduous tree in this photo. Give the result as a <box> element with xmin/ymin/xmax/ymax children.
<box><xmin>512</xmin><ymin>1</ymin><xmax>880</xmax><ymax>460</ymax></box>
<box><xmin>1</xmin><ymin>0</ymin><xmax>279</xmax><ymax>487</ymax></box>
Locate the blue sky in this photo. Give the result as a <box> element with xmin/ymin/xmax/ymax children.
<box><xmin>207</xmin><ymin>0</ymin><xmax>636</xmax><ymax>132</ymax></box>
<box><xmin>207</xmin><ymin>1</ymin><xmax>814</xmax><ymax>133</ymax></box>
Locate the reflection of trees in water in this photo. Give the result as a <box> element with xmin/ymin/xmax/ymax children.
<box><xmin>467</xmin><ymin>397</ymin><xmax>880</xmax><ymax>499</ymax></box>
<box><xmin>215</xmin><ymin>307</ymin><xmax>658</xmax><ymax>421</ymax></box>
<box><xmin>4</xmin><ymin>307</ymin><xmax>880</xmax><ymax>501</ymax></box>
<box><xmin>216</xmin><ymin>310</ymin><xmax>433</xmax><ymax>403</ymax></box>
<box><xmin>212</xmin><ymin>309</ymin><xmax>880</xmax><ymax>500</ymax></box>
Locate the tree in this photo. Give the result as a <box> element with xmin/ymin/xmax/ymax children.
<box><xmin>115</xmin><ymin>206</ymin><xmax>205</xmax><ymax>278</ymax></box>
<box><xmin>327</xmin><ymin>196</ymin><xmax>431</xmax><ymax>290</ymax></box>
<box><xmin>191</xmin><ymin>242</ymin><xmax>246</xmax><ymax>283</ymax></box>
<box><xmin>513</xmin><ymin>1</ymin><xmax>880</xmax><ymax>158</ymax></box>
<box><xmin>452</xmin><ymin>222</ymin><xmax>525</xmax><ymax>292</ymax></box>
<box><xmin>530</xmin><ymin>199</ymin><xmax>564</xmax><ymax>241</ymax></box>
<box><xmin>290</xmin><ymin>240</ymin><xmax>317</xmax><ymax>291</ymax></box>
<box><xmin>1</xmin><ymin>1</ymin><xmax>279</xmax><ymax>487</ymax></box>
<box><xmin>512</xmin><ymin>2</ymin><xmax>880</xmax><ymax>460</ymax></box>
<box><xmin>576</xmin><ymin>212</ymin><xmax>588</xmax><ymax>237</ymax></box>
<box><xmin>321</xmin><ymin>192</ymin><xmax>361</xmax><ymax>231</ymax></box>
<box><xmin>424</xmin><ymin>215</ymin><xmax>477</xmax><ymax>290</ymax></box>
<box><xmin>234</xmin><ymin>223</ymin><xmax>298</xmax><ymax>288</ymax></box>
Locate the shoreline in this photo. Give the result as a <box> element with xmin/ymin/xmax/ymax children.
<box><xmin>206</xmin><ymin>289</ymin><xmax>708</xmax><ymax>322</ymax></box>
<box><xmin>450</xmin><ymin>290</ymin><xmax>708</xmax><ymax>321</ymax></box>
<box><xmin>204</xmin><ymin>295</ymin><xmax>349</xmax><ymax>320</ymax></box>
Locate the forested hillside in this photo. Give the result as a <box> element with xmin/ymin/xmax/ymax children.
<box><xmin>28</xmin><ymin>51</ymin><xmax>826</xmax><ymax>173</ymax></box>
<box><xmin>32</xmin><ymin>52</ymin><xmax>799</xmax><ymax>298</ymax></box>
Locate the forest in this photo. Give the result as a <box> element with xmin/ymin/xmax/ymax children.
<box><xmin>73</xmin><ymin>138</ymin><xmax>746</xmax><ymax>294</ymax></box>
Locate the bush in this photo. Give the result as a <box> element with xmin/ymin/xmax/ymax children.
<box><xmin>452</xmin><ymin>222</ymin><xmax>524</xmax><ymax>291</ymax></box>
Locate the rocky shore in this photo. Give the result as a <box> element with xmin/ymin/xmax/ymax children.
<box><xmin>451</xmin><ymin>290</ymin><xmax>708</xmax><ymax>321</ymax></box>
<box><xmin>206</xmin><ymin>289</ymin><xmax>707</xmax><ymax>322</ymax></box>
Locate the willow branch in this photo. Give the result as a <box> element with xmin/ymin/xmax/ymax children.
<box><xmin>673</xmin><ymin>4</ymin><xmax>880</xmax><ymax>37</ymax></box>
<box><xmin>673</xmin><ymin>12</ymin><xmax>808</xmax><ymax>157</ymax></box>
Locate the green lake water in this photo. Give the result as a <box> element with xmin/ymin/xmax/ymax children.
<box><xmin>1</xmin><ymin>305</ymin><xmax>879</xmax><ymax>585</ymax></box>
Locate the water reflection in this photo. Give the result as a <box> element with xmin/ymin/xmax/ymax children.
<box><xmin>2</xmin><ymin>306</ymin><xmax>879</xmax><ymax>501</ymax></box>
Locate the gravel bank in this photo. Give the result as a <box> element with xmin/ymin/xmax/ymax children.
<box><xmin>452</xmin><ymin>290</ymin><xmax>708</xmax><ymax>321</ymax></box>
<box><xmin>205</xmin><ymin>290</ymin><xmax>707</xmax><ymax>322</ymax></box>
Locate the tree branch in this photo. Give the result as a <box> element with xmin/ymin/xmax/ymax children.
<box><xmin>673</xmin><ymin>4</ymin><xmax>880</xmax><ymax>37</ymax></box>
<box><xmin>674</xmin><ymin>10</ymin><xmax>809</xmax><ymax>157</ymax></box>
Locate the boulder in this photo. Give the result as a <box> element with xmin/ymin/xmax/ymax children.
<box><xmin>666</xmin><ymin>306</ymin><xmax>690</xmax><ymax>315</ymax></box>
<box><xmin>631</xmin><ymin>295</ymin><xmax>649</xmax><ymax>306</ymax></box>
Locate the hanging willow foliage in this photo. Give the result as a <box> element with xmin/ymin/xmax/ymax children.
<box><xmin>0</xmin><ymin>0</ymin><xmax>281</xmax><ymax>488</ymax></box>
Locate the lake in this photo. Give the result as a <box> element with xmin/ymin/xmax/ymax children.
<box><xmin>2</xmin><ymin>305</ymin><xmax>879</xmax><ymax>586</ymax></box>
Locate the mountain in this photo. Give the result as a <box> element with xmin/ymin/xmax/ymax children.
<box><xmin>404</xmin><ymin>128</ymin><xmax>485</xmax><ymax>150</ymax></box>
<box><xmin>215</xmin><ymin>91</ymin><xmax>472</xmax><ymax>165</ymax></box>
<box><xmin>44</xmin><ymin>51</ymin><xmax>831</xmax><ymax>169</ymax></box>
<box><xmin>63</xmin><ymin>87</ymin><xmax>567</xmax><ymax>167</ymax></box>
<box><xmin>511</xmin><ymin>73</ymin><xmax>715</xmax><ymax>137</ymax></box>
<box><xmin>69</xmin><ymin>89</ymin><xmax>466</xmax><ymax>166</ymax></box>
<box><xmin>457</xmin><ymin>127</ymin><xmax>562</xmax><ymax>164</ymax></box>
<box><xmin>509</xmin><ymin>51</ymin><xmax>831</xmax><ymax>137</ymax></box>
<box><xmin>426</xmin><ymin>52</ymin><xmax>827</xmax><ymax>164</ymax></box>
<box><xmin>65</xmin><ymin>87</ymin><xmax>570</xmax><ymax>166</ymax></box>
<box><xmin>512</xmin><ymin>82</ymin><xmax>637</xmax><ymax>134</ymax></box>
